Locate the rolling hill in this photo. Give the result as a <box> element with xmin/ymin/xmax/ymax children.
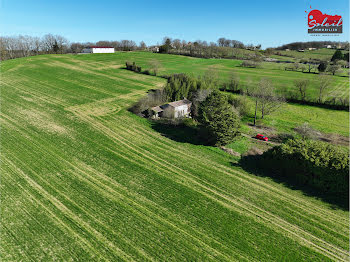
<box><xmin>1</xmin><ymin>53</ymin><xmax>349</xmax><ymax>261</ymax></box>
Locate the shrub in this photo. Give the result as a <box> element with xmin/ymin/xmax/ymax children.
<box><xmin>129</xmin><ymin>89</ymin><xmax>166</xmax><ymax>115</ymax></box>
<box><xmin>198</xmin><ymin>90</ymin><xmax>240</xmax><ymax>146</ymax></box>
<box><xmin>228</xmin><ymin>95</ymin><xmax>250</xmax><ymax>116</ymax></box>
<box><xmin>241</xmin><ymin>60</ymin><xmax>258</xmax><ymax>68</ymax></box>
<box><xmin>294</xmin><ymin>123</ymin><xmax>320</xmax><ymax>139</ymax></box>
<box><xmin>260</xmin><ymin>139</ymin><xmax>349</xmax><ymax>194</ymax></box>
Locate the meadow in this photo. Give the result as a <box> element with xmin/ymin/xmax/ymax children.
<box><xmin>115</xmin><ymin>51</ymin><xmax>349</xmax><ymax>100</ymax></box>
<box><xmin>1</xmin><ymin>53</ymin><xmax>349</xmax><ymax>261</ymax></box>
<box><xmin>272</xmin><ymin>48</ymin><xmax>345</xmax><ymax>61</ymax></box>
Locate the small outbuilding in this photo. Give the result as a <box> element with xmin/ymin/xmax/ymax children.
<box><xmin>82</xmin><ymin>46</ymin><xmax>115</xmax><ymax>53</ymax></box>
<box><xmin>151</xmin><ymin>99</ymin><xmax>192</xmax><ymax>119</ymax></box>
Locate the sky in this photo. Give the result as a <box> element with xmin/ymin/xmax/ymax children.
<box><xmin>1</xmin><ymin>0</ymin><xmax>349</xmax><ymax>48</ymax></box>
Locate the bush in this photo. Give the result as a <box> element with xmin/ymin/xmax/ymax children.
<box><xmin>125</xmin><ymin>61</ymin><xmax>141</xmax><ymax>73</ymax></box>
<box><xmin>198</xmin><ymin>90</ymin><xmax>240</xmax><ymax>146</ymax></box>
<box><xmin>228</xmin><ymin>95</ymin><xmax>250</xmax><ymax>116</ymax></box>
<box><xmin>241</xmin><ymin>60</ymin><xmax>258</xmax><ymax>68</ymax></box>
<box><xmin>129</xmin><ymin>89</ymin><xmax>166</xmax><ymax>115</ymax></box>
<box><xmin>294</xmin><ymin>123</ymin><xmax>320</xmax><ymax>139</ymax></box>
<box><xmin>260</xmin><ymin>139</ymin><xmax>349</xmax><ymax>194</ymax></box>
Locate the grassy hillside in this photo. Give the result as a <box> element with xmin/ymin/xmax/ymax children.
<box><xmin>273</xmin><ymin>48</ymin><xmax>348</xmax><ymax>61</ymax></box>
<box><xmin>1</xmin><ymin>54</ymin><xmax>349</xmax><ymax>261</ymax></box>
<box><xmin>103</xmin><ymin>51</ymin><xmax>349</xmax><ymax>100</ymax></box>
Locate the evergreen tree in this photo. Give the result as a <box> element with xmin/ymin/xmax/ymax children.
<box><xmin>318</xmin><ymin>61</ymin><xmax>327</xmax><ymax>72</ymax></box>
<box><xmin>198</xmin><ymin>90</ymin><xmax>240</xmax><ymax>146</ymax></box>
<box><xmin>331</xmin><ymin>50</ymin><xmax>344</xmax><ymax>61</ymax></box>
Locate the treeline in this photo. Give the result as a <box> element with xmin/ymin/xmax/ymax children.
<box><xmin>0</xmin><ymin>34</ymin><xmax>69</xmax><ymax>60</ymax></box>
<box><xmin>275</xmin><ymin>41</ymin><xmax>349</xmax><ymax>51</ymax></box>
<box><xmin>157</xmin><ymin>37</ymin><xmax>262</xmax><ymax>59</ymax></box>
<box><xmin>0</xmin><ymin>34</ymin><xmax>148</xmax><ymax>60</ymax></box>
<box><xmin>220</xmin><ymin>72</ymin><xmax>349</xmax><ymax>109</ymax></box>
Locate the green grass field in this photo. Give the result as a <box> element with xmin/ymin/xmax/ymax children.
<box><xmin>224</xmin><ymin>94</ymin><xmax>349</xmax><ymax>137</ymax></box>
<box><xmin>1</xmin><ymin>53</ymin><xmax>349</xmax><ymax>261</ymax></box>
<box><xmin>104</xmin><ymin>51</ymin><xmax>349</xmax><ymax>100</ymax></box>
<box><xmin>272</xmin><ymin>48</ymin><xmax>348</xmax><ymax>61</ymax></box>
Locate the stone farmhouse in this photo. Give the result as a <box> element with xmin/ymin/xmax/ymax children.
<box><xmin>151</xmin><ymin>99</ymin><xmax>192</xmax><ymax>119</ymax></box>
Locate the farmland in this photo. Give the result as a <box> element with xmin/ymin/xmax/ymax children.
<box><xmin>1</xmin><ymin>53</ymin><xmax>349</xmax><ymax>261</ymax></box>
<box><xmin>107</xmin><ymin>51</ymin><xmax>349</xmax><ymax>100</ymax></box>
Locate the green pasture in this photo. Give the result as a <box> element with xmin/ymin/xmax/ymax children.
<box><xmin>1</xmin><ymin>54</ymin><xmax>348</xmax><ymax>261</ymax></box>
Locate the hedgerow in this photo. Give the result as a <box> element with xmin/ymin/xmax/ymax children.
<box><xmin>261</xmin><ymin>138</ymin><xmax>349</xmax><ymax>194</ymax></box>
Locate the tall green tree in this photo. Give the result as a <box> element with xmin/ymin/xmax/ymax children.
<box><xmin>198</xmin><ymin>90</ymin><xmax>240</xmax><ymax>146</ymax></box>
<box><xmin>331</xmin><ymin>50</ymin><xmax>344</xmax><ymax>61</ymax></box>
<box><xmin>318</xmin><ymin>61</ymin><xmax>327</xmax><ymax>72</ymax></box>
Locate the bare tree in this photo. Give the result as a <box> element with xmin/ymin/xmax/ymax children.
<box><xmin>139</xmin><ymin>41</ymin><xmax>147</xmax><ymax>50</ymax></box>
<box><xmin>258</xmin><ymin>78</ymin><xmax>285</xmax><ymax>119</ymax></box>
<box><xmin>148</xmin><ymin>59</ymin><xmax>161</xmax><ymax>76</ymax></box>
<box><xmin>294</xmin><ymin>123</ymin><xmax>320</xmax><ymax>139</ymax></box>
<box><xmin>317</xmin><ymin>74</ymin><xmax>332</xmax><ymax>103</ymax></box>
<box><xmin>294</xmin><ymin>79</ymin><xmax>309</xmax><ymax>101</ymax></box>
<box><xmin>172</xmin><ymin>39</ymin><xmax>181</xmax><ymax>50</ymax></box>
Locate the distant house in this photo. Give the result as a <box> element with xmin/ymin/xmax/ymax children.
<box><xmin>308</xmin><ymin>48</ymin><xmax>317</xmax><ymax>51</ymax></box>
<box><xmin>326</xmin><ymin>45</ymin><xmax>332</xmax><ymax>49</ymax></box>
<box><xmin>82</xmin><ymin>46</ymin><xmax>115</xmax><ymax>53</ymax></box>
<box><xmin>149</xmin><ymin>46</ymin><xmax>159</xmax><ymax>53</ymax></box>
<box><xmin>151</xmin><ymin>99</ymin><xmax>192</xmax><ymax>119</ymax></box>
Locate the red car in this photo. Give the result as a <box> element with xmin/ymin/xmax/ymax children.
<box><xmin>255</xmin><ymin>134</ymin><xmax>268</xmax><ymax>141</ymax></box>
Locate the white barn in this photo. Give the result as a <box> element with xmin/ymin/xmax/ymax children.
<box><xmin>151</xmin><ymin>99</ymin><xmax>192</xmax><ymax>119</ymax></box>
<box><xmin>82</xmin><ymin>46</ymin><xmax>115</xmax><ymax>53</ymax></box>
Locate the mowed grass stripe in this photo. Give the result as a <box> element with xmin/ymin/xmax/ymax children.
<box><xmin>66</xmin><ymin>108</ymin><xmax>346</xmax><ymax>260</ymax></box>
<box><xmin>1</xmin><ymin>114</ymin><xmax>247</xmax><ymax>261</ymax></box>
<box><xmin>3</xmin><ymin>156</ymin><xmax>136</xmax><ymax>261</ymax></box>
<box><xmin>117</xmin><ymin>115</ymin><xmax>348</xmax><ymax>226</ymax></box>
<box><xmin>2</xmin><ymin>54</ymin><xmax>348</xmax><ymax>261</ymax></box>
<box><xmin>107</xmin><ymin>115</ymin><xmax>348</xmax><ymax>244</ymax></box>
<box><xmin>1</xmin><ymin>169</ymin><xmax>84</xmax><ymax>261</ymax></box>
<box><xmin>2</xmin><ymin>129</ymin><xmax>245</xmax><ymax>261</ymax></box>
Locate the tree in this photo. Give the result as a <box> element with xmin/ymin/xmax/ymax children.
<box><xmin>257</xmin><ymin>78</ymin><xmax>285</xmax><ymax>119</ymax></box>
<box><xmin>331</xmin><ymin>50</ymin><xmax>344</xmax><ymax>61</ymax></box>
<box><xmin>317</xmin><ymin>74</ymin><xmax>332</xmax><ymax>103</ymax></box>
<box><xmin>198</xmin><ymin>90</ymin><xmax>240</xmax><ymax>146</ymax></box>
<box><xmin>294</xmin><ymin>79</ymin><xmax>309</xmax><ymax>101</ymax></box>
<box><xmin>148</xmin><ymin>59</ymin><xmax>161</xmax><ymax>76</ymax></box>
<box><xmin>293</xmin><ymin>63</ymin><xmax>300</xmax><ymax>71</ymax></box>
<box><xmin>222</xmin><ymin>71</ymin><xmax>239</xmax><ymax>92</ymax></box>
<box><xmin>336</xmin><ymin>60</ymin><xmax>348</xmax><ymax>68</ymax></box>
<box><xmin>217</xmin><ymin>37</ymin><xmax>226</xmax><ymax>47</ymax></box>
<box><xmin>139</xmin><ymin>41</ymin><xmax>147</xmax><ymax>50</ymax></box>
<box><xmin>327</xmin><ymin>64</ymin><xmax>341</xmax><ymax>75</ymax></box>
<box><xmin>318</xmin><ymin>61</ymin><xmax>328</xmax><ymax>72</ymax></box>
<box><xmin>52</xmin><ymin>40</ymin><xmax>59</xmax><ymax>53</ymax></box>
<box><xmin>294</xmin><ymin>123</ymin><xmax>320</xmax><ymax>139</ymax></box>
<box><xmin>307</xmin><ymin>62</ymin><xmax>316</xmax><ymax>73</ymax></box>
<box><xmin>159</xmin><ymin>37</ymin><xmax>172</xmax><ymax>53</ymax></box>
